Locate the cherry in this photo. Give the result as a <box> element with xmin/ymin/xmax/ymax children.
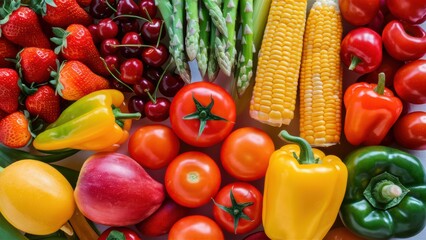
<box><xmin>116</xmin><ymin>0</ymin><xmax>140</xmax><ymax>16</ymax></box>
<box><xmin>144</xmin><ymin>97</ymin><xmax>170</xmax><ymax>122</ymax></box>
<box><xmin>128</xmin><ymin>95</ymin><xmax>146</xmax><ymax>118</ymax></box>
<box><xmin>119</xmin><ymin>58</ymin><xmax>144</xmax><ymax>84</ymax></box>
<box><xmin>159</xmin><ymin>72</ymin><xmax>185</xmax><ymax>97</ymax></box>
<box><xmin>98</xmin><ymin>18</ymin><xmax>119</xmax><ymax>39</ymax></box>
<box><xmin>120</xmin><ymin>31</ymin><xmax>143</xmax><ymax>58</ymax></box>
<box><xmin>111</xmin><ymin>78</ymin><xmax>133</xmax><ymax>92</ymax></box>
<box><xmin>103</xmin><ymin>55</ymin><xmax>121</xmax><ymax>73</ymax></box>
<box><xmin>87</xmin><ymin>24</ymin><xmax>101</xmax><ymax>44</ymax></box>
<box><xmin>117</xmin><ymin>19</ymin><xmax>141</xmax><ymax>37</ymax></box>
<box><xmin>143</xmin><ymin>66</ymin><xmax>162</xmax><ymax>84</ymax></box>
<box><xmin>139</xmin><ymin>0</ymin><xmax>157</xmax><ymax>19</ymax></box>
<box><xmin>89</xmin><ymin>0</ymin><xmax>116</xmax><ymax>19</ymax></box>
<box><xmin>141</xmin><ymin>18</ymin><xmax>165</xmax><ymax>43</ymax></box>
<box><xmin>100</xmin><ymin>38</ymin><xmax>120</xmax><ymax>56</ymax></box>
<box><xmin>141</xmin><ymin>43</ymin><xmax>169</xmax><ymax>67</ymax></box>
<box><xmin>133</xmin><ymin>77</ymin><xmax>155</xmax><ymax>100</ymax></box>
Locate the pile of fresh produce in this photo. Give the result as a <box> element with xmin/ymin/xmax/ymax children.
<box><xmin>0</xmin><ymin>0</ymin><xmax>426</xmax><ymax>239</ymax></box>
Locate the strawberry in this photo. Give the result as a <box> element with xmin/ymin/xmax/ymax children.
<box><xmin>0</xmin><ymin>2</ymin><xmax>51</xmax><ymax>48</ymax></box>
<box><xmin>17</xmin><ymin>47</ymin><xmax>57</xmax><ymax>84</ymax></box>
<box><xmin>24</xmin><ymin>85</ymin><xmax>60</xmax><ymax>123</ymax></box>
<box><xmin>37</xmin><ymin>0</ymin><xmax>93</xmax><ymax>28</ymax></box>
<box><xmin>0</xmin><ymin>37</ymin><xmax>20</xmax><ymax>68</ymax></box>
<box><xmin>51</xmin><ymin>24</ymin><xmax>110</xmax><ymax>76</ymax></box>
<box><xmin>0</xmin><ymin>68</ymin><xmax>20</xmax><ymax>114</ymax></box>
<box><xmin>51</xmin><ymin>60</ymin><xmax>110</xmax><ymax>100</ymax></box>
<box><xmin>0</xmin><ymin>110</ymin><xmax>7</xmax><ymax>120</ymax></box>
<box><xmin>0</xmin><ymin>111</ymin><xmax>31</xmax><ymax>148</ymax></box>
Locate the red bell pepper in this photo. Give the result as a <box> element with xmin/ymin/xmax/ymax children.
<box><xmin>394</xmin><ymin>59</ymin><xmax>426</xmax><ymax>104</ymax></box>
<box><xmin>340</xmin><ymin>27</ymin><xmax>382</xmax><ymax>74</ymax></box>
<box><xmin>386</xmin><ymin>0</ymin><xmax>426</xmax><ymax>24</ymax></box>
<box><xmin>344</xmin><ymin>73</ymin><xmax>403</xmax><ymax>146</ymax></box>
<box><xmin>382</xmin><ymin>20</ymin><xmax>426</xmax><ymax>61</ymax></box>
<box><xmin>357</xmin><ymin>51</ymin><xmax>404</xmax><ymax>89</ymax></box>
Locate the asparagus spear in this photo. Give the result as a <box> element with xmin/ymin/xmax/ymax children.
<box><xmin>185</xmin><ymin>0</ymin><xmax>199</xmax><ymax>61</ymax></box>
<box><xmin>203</xmin><ymin>0</ymin><xmax>228</xmax><ymax>37</ymax></box>
<box><xmin>155</xmin><ymin>0</ymin><xmax>174</xmax><ymax>37</ymax></box>
<box><xmin>171</xmin><ymin>0</ymin><xmax>191</xmax><ymax>83</ymax></box>
<box><xmin>216</xmin><ymin>0</ymin><xmax>239</xmax><ymax>76</ymax></box>
<box><xmin>235</xmin><ymin>0</ymin><xmax>254</xmax><ymax>97</ymax></box>
<box><xmin>197</xmin><ymin>1</ymin><xmax>210</xmax><ymax>77</ymax></box>
<box><xmin>207</xmin><ymin>0</ymin><xmax>222</xmax><ymax>81</ymax></box>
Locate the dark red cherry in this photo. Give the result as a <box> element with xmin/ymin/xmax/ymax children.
<box><xmin>139</xmin><ymin>0</ymin><xmax>157</xmax><ymax>19</ymax></box>
<box><xmin>159</xmin><ymin>72</ymin><xmax>185</xmax><ymax>97</ymax></box>
<box><xmin>143</xmin><ymin>67</ymin><xmax>163</xmax><ymax>84</ymax></box>
<box><xmin>141</xmin><ymin>18</ymin><xmax>165</xmax><ymax>43</ymax></box>
<box><xmin>133</xmin><ymin>77</ymin><xmax>155</xmax><ymax>100</ymax></box>
<box><xmin>119</xmin><ymin>58</ymin><xmax>144</xmax><ymax>84</ymax></box>
<box><xmin>141</xmin><ymin>43</ymin><xmax>169</xmax><ymax>67</ymax></box>
<box><xmin>120</xmin><ymin>31</ymin><xmax>143</xmax><ymax>58</ymax></box>
<box><xmin>89</xmin><ymin>0</ymin><xmax>116</xmax><ymax>19</ymax></box>
<box><xmin>100</xmin><ymin>38</ymin><xmax>120</xmax><ymax>56</ymax></box>
<box><xmin>128</xmin><ymin>95</ymin><xmax>146</xmax><ymax>117</ymax></box>
<box><xmin>98</xmin><ymin>18</ymin><xmax>119</xmax><ymax>39</ymax></box>
<box><xmin>144</xmin><ymin>97</ymin><xmax>170</xmax><ymax>122</ymax></box>
<box><xmin>87</xmin><ymin>24</ymin><xmax>101</xmax><ymax>44</ymax></box>
<box><xmin>104</xmin><ymin>55</ymin><xmax>121</xmax><ymax>72</ymax></box>
<box><xmin>116</xmin><ymin>0</ymin><xmax>140</xmax><ymax>16</ymax></box>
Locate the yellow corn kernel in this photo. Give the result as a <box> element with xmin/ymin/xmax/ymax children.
<box><xmin>299</xmin><ymin>0</ymin><xmax>343</xmax><ymax>147</ymax></box>
<box><xmin>249</xmin><ymin>0</ymin><xmax>307</xmax><ymax>127</ymax></box>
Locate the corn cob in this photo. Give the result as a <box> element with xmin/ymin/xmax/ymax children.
<box><xmin>299</xmin><ymin>0</ymin><xmax>343</xmax><ymax>147</ymax></box>
<box><xmin>249</xmin><ymin>0</ymin><xmax>307</xmax><ymax>127</ymax></box>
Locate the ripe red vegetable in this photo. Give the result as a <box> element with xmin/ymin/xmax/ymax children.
<box><xmin>387</xmin><ymin>0</ymin><xmax>426</xmax><ymax>24</ymax></box>
<box><xmin>74</xmin><ymin>152</ymin><xmax>165</xmax><ymax>226</ymax></box>
<box><xmin>339</xmin><ymin>0</ymin><xmax>380</xmax><ymax>26</ymax></box>
<box><xmin>168</xmin><ymin>215</ymin><xmax>225</xmax><ymax>240</ymax></box>
<box><xmin>393</xmin><ymin>111</ymin><xmax>426</xmax><ymax>150</ymax></box>
<box><xmin>393</xmin><ymin>59</ymin><xmax>426</xmax><ymax>104</ymax></box>
<box><xmin>98</xmin><ymin>227</ymin><xmax>141</xmax><ymax>240</ymax></box>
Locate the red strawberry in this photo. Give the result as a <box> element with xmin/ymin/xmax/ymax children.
<box><xmin>51</xmin><ymin>60</ymin><xmax>110</xmax><ymax>100</ymax></box>
<box><xmin>0</xmin><ymin>37</ymin><xmax>20</xmax><ymax>68</ymax></box>
<box><xmin>25</xmin><ymin>85</ymin><xmax>60</xmax><ymax>123</ymax></box>
<box><xmin>0</xmin><ymin>2</ymin><xmax>50</xmax><ymax>48</ymax></box>
<box><xmin>17</xmin><ymin>47</ymin><xmax>57</xmax><ymax>84</ymax></box>
<box><xmin>0</xmin><ymin>111</ymin><xmax>31</xmax><ymax>148</ymax></box>
<box><xmin>0</xmin><ymin>68</ymin><xmax>20</xmax><ymax>114</ymax></box>
<box><xmin>51</xmin><ymin>24</ymin><xmax>109</xmax><ymax>76</ymax></box>
<box><xmin>39</xmin><ymin>0</ymin><xmax>93</xmax><ymax>27</ymax></box>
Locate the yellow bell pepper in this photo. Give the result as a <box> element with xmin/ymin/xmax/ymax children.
<box><xmin>32</xmin><ymin>89</ymin><xmax>140</xmax><ymax>151</ymax></box>
<box><xmin>263</xmin><ymin>130</ymin><xmax>348</xmax><ymax>240</ymax></box>
<box><xmin>0</xmin><ymin>160</ymin><xmax>75</xmax><ymax>235</ymax></box>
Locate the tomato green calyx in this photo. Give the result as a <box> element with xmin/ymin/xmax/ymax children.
<box><xmin>212</xmin><ymin>187</ymin><xmax>253</xmax><ymax>234</ymax></box>
<box><xmin>183</xmin><ymin>94</ymin><xmax>228</xmax><ymax>137</ymax></box>
<box><xmin>106</xmin><ymin>230</ymin><xmax>126</xmax><ymax>240</ymax></box>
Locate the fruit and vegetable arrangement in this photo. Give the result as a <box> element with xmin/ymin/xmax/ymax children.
<box><xmin>0</xmin><ymin>0</ymin><xmax>426</xmax><ymax>239</ymax></box>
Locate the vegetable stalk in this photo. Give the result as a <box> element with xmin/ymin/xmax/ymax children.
<box><xmin>203</xmin><ymin>0</ymin><xmax>228</xmax><ymax>37</ymax></box>
<box><xmin>219</xmin><ymin>0</ymin><xmax>239</xmax><ymax>76</ymax></box>
<box><xmin>185</xmin><ymin>0</ymin><xmax>200</xmax><ymax>61</ymax></box>
<box><xmin>207</xmin><ymin>0</ymin><xmax>222</xmax><ymax>81</ymax></box>
<box><xmin>197</xmin><ymin>1</ymin><xmax>210</xmax><ymax>77</ymax></box>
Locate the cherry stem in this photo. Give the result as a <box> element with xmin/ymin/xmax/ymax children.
<box><xmin>99</xmin><ymin>57</ymin><xmax>134</xmax><ymax>92</ymax></box>
<box><xmin>112</xmin><ymin>14</ymin><xmax>151</xmax><ymax>23</ymax></box>
<box><xmin>156</xmin><ymin>20</ymin><xmax>164</xmax><ymax>48</ymax></box>
<box><xmin>111</xmin><ymin>44</ymin><xmax>156</xmax><ymax>49</ymax></box>
<box><xmin>153</xmin><ymin>60</ymin><xmax>172</xmax><ymax>100</ymax></box>
<box><xmin>105</xmin><ymin>0</ymin><xmax>117</xmax><ymax>13</ymax></box>
<box><xmin>144</xmin><ymin>7</ymin><xmax>153</xmax><ymax>22</ymax></box>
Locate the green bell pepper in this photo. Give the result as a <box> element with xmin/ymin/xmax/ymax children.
<box><xmin>340</xmin><ymin>146</ymin><xmax>426</xmax><ymax>239</ymax></box>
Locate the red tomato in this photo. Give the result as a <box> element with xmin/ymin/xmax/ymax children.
<box><xmin>213</xmin><ymin>182</ymin><xmax>263</xmax><ymax>234</ymax></box>
<box><xmin>387</xmin><ymin>0</ymin><xmax>426</xmax><ymax>24</ymax></box>
<box><xmin>128</xmin><ymin>124</ymin><xmax>180</xmax><ymax>169</ymax></box>
<box><xmin>98</xmin><ymin>227</ymin><xmax>141</xmax><ymax>240</ymax></box>
<box><xmin>393</xmin><ymin>60</ymin><xmax>426</xmax><ymax>104</ymax></box>
<box><xmin>393</xmin><ymin>111</ymin><xmax>426</xmax><ymax>150</ymax></box>
<box><xmin>339</xmin><ymin>0</ymin><xmax>380</xmax><ymax>26</ymax></box>
<box><xmin>324</xmin><ymin>227</ymin><xmax>365</xmax><ymax>240</ymax></box>
<box><xmin>168</xmin><ymin>215</ymin><xmax>224</xmax><ymax>240</ymax></box>
<box><xmin>221</xmin><ymin>127</ymin><xmax>275</xmax><ymax>181</ymax></box>
<box><xmin>169</xmin><ymin>82</ymin><xmax>236</xmax><ymax>147</ymax></box>
<box><xmin>136</xmin><ymin>198</ymin><xmax>188</xmax><ymax>236</ymax></box>
<box><xmin>165</xmin><ymin>151</ymin><xmax>221</xmax><ymax>208</ymax></box>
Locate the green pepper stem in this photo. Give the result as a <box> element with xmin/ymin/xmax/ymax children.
<box><xmin>348</xmin><ymin>56</ymin><xmax>361</xmax><ymax>71</ymax></box>
<box><xmin>279</xmin><ymin>130</ymin><xmax>316</xmax><ymax>164</ymax></box>
<box><xmin>374</xmin><ymin>72</ymin><xmax>386</xmax><ymax>95</ymax></box>
<box><xmin>373</xmin><ymin>180</ymin><xmax>402</xmax><ymax>203</ymax></box>
<box><xmin>112</xmin><ymin>106</ymin><xmax>141</xmax><ymax>120</ymax></box>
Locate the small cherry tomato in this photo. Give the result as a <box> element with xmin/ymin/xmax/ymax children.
<box><xmin>213</xmin><ymin>182</ymin><xmax>263</xmax><ymax>235</ymax></box>
<box><xmin>168</xmin><ymin>215</ymin><xmax>225</xmax><ymax>240</ymax></box>
<box><xmin>324</xmin><ymin>227</ymin><xmax>365</xmax><ymax>240</ymax></box>
<box><xmin>98</xmin><ymin>227</ymin><xmax>141</xmax><ymax>240</ymax></box>
<box><xmin>128</xmin><ymin>124</ymin><xmax>180</xmax><ymax>169</ymax></box>
<box><xmin>221</xmin><ymin>127</ymin><xmax>275</xmax><ymax>181</ymax></box>
<box><xmin>393</xmin><ymin>111</ymin><xmax>426</xmax><ymax>150</ymax></box>
<box><xmin>393</xmin><ymin>59</ymin><xmax>426</xmax><ymax>104</ymax></box>
<box><xmin>339</xmin><ymin>0</ymin><xmax>380</xmax><ymax>26</ymax></box>
<box><xmin>170</xmin><ymin>82</ymin><xmax>236</xmax><ymax>147</ymax></box>
<box><xmin>165</xmin><ymin>151</ymin><xmax>221</xmax><ymax>208</ymax></box>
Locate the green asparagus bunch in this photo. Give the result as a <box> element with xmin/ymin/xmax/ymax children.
<box><xmin>197</xmin><ymin>2</ymin><xmax>210</xmax><ymax>77</ymax></box>
<box><xmin>185</xmin><ymin>0</ymin><xmax>199</xmax><ymax>61</ymax></box>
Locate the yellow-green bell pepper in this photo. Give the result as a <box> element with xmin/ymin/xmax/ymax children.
<box><xmin>263</xmin><ymin>130</ymin><xmax>348</xmax><ymax>240</ymax></box>
<box><xmin>33</xmin><ymin>89</ymin><xmax>140</xmax><ymax>151</ymax></box>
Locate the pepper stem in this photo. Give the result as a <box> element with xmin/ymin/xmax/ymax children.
<box><xmin>374</xmin><ymin>72</ymin><xmax>386</xmax><ymax>95</ymax></box>
<box><xmin>112</xmin><ymin>106</ymin><xmax>141</xmax><ymax>120</ymax></box>
<box><xmin>373</xmin><ymin>180</ymin><xmax>403</xmax><ymax>203</ymax></box>
<box><xmin>279</xmin><ymin>130</ymin><xmax>316</xmax><ymax>164</ymax></box>
<box><xmin>348</xmin><ymin>56</ymin><xmax>361</xmax><ymax>71</ymax></box>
